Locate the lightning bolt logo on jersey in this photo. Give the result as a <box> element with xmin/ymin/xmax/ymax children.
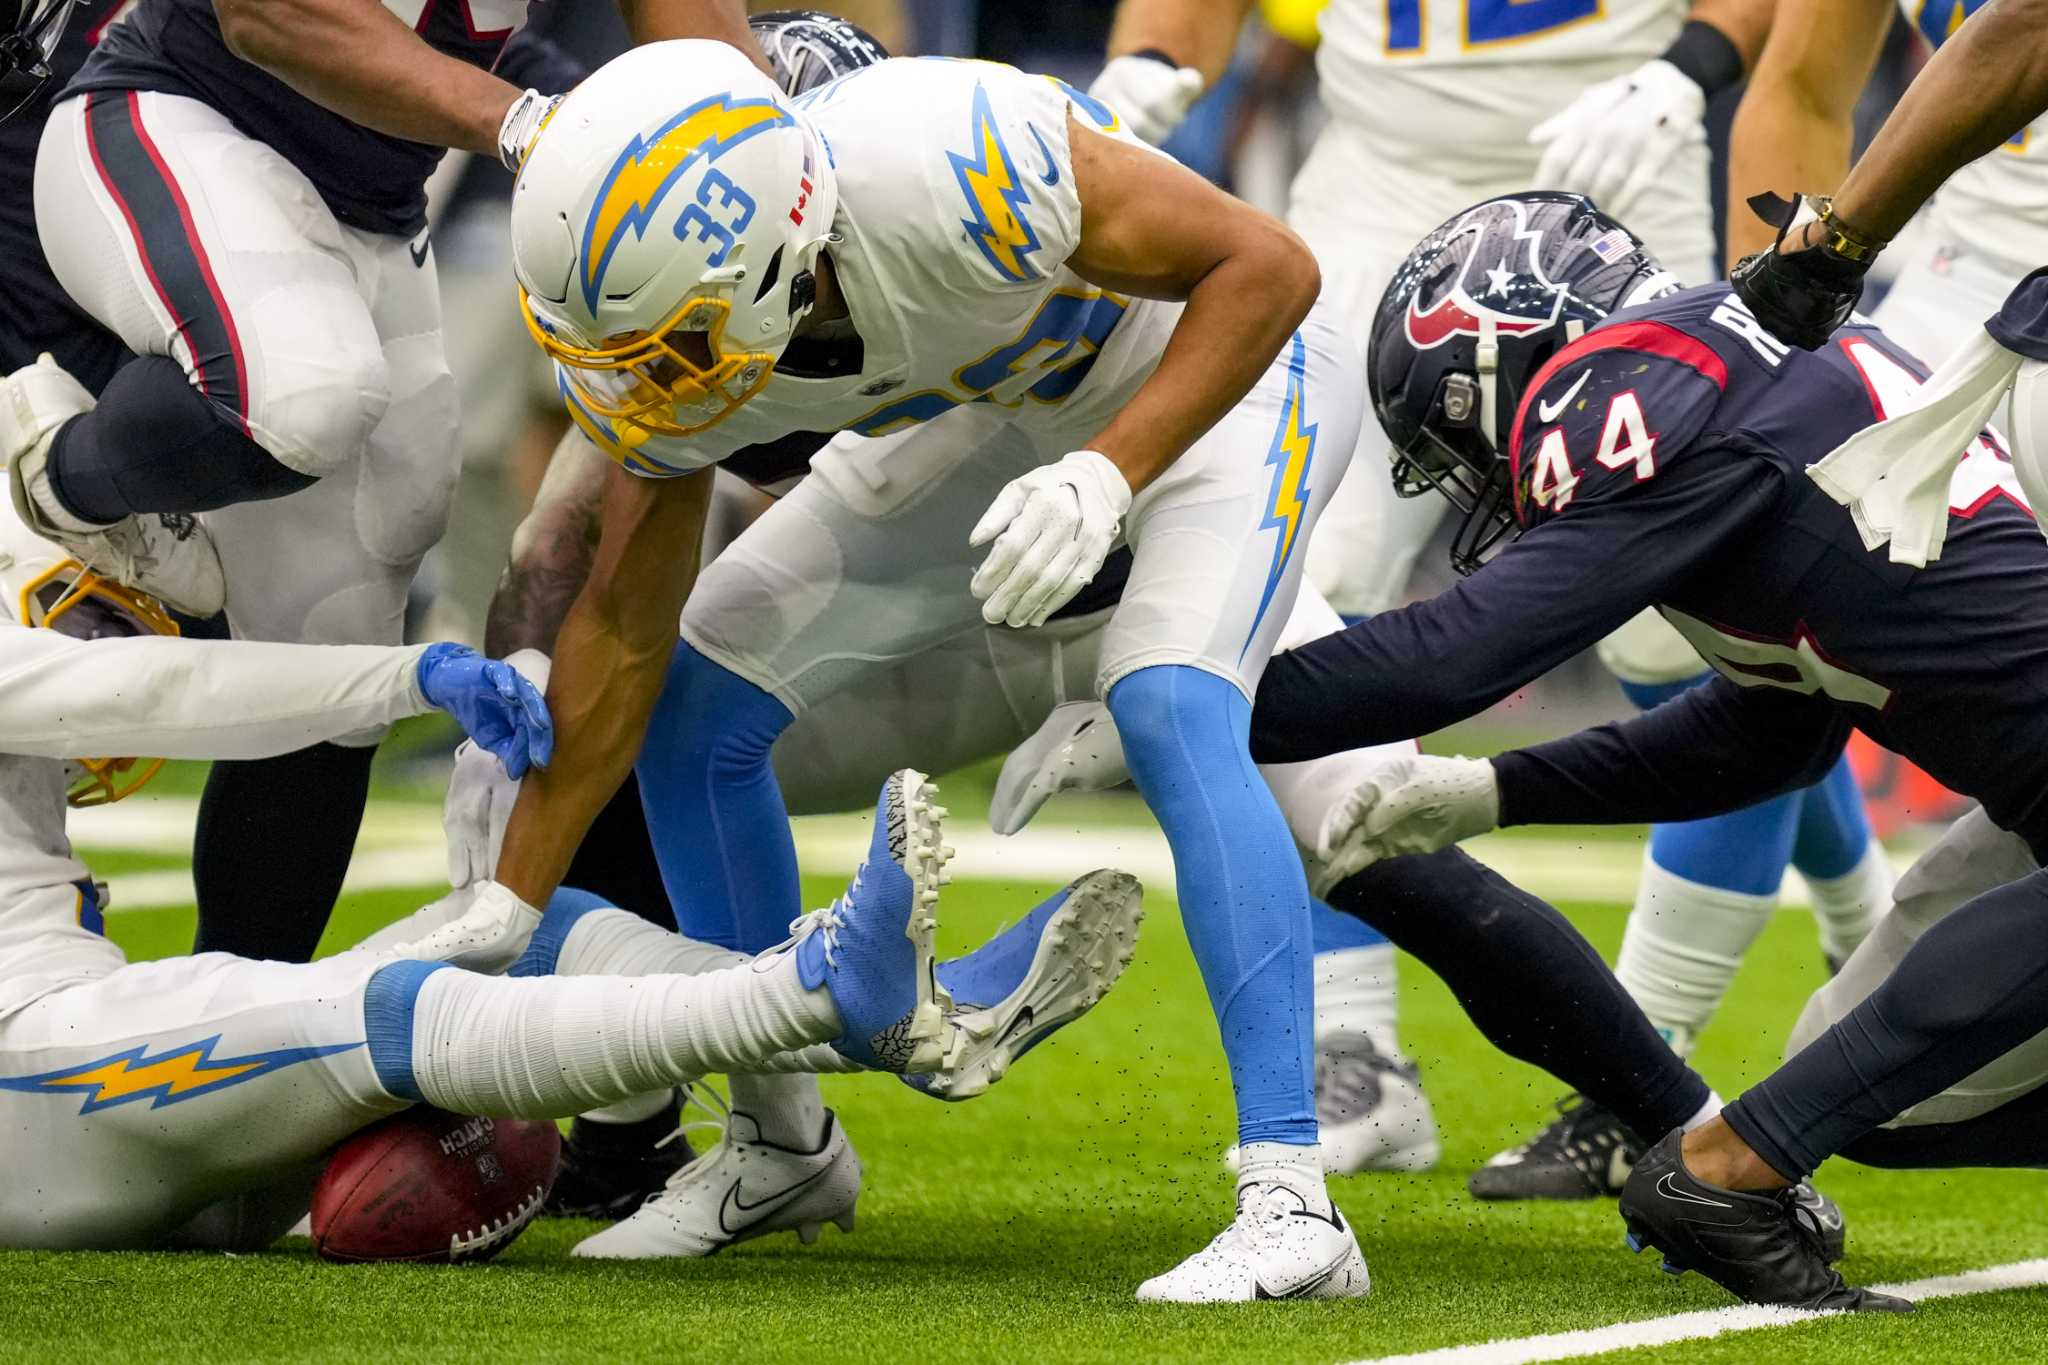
<box><xmin>579</xmin><ymin>94</ymin><xmax>795</xmax><ymax>312</ymax></box>
<box><xmin>1243</xmin><ymin>332</ymin><xmax>1318</xmax><ymax>658</ymax></box>
<box><xmin>0</xmin><ymin>1034</ymin><xmax>363</xmax><ymax>1114</ymax></box>
<box><xmin>949</xmin><ymin>81</ymin><xmax>1044</xmax><ymax>283</ymax></box>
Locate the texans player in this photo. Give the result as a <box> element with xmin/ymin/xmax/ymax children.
<box><xmin>1244</xmin><ymin>189</ymin><xmax>2048</xmax><ymax>1311</ymax></box>
<box><xmin>481</xmin><ymin>39</ymin><xmax>1376</xmax><ymax>1302</ymax></box>
<box><xmin>1093</xmin><ymin>0</ymin><xmax>1894</xmax><ymax>1203</ymax></box>
<box><xmin>0</xmin><ymin>492</ymin><xmax>1132</xmax><ymax>1251</ymax></box>
<box><xmin>0</xmin><ymin>0</ymin><xmax>586</xmax><ymax>974</ymax></box>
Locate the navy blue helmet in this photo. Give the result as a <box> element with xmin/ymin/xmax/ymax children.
<box><xmin>0</xmin><ymin>0</ymin><xmax>74</xmax><ymax>115</ymax></box>
<box><xmin>1368</xmin><ymin>192</ymin><xmax>1674</xmax><ymax>573</ymax></box>
<box><xmin>749</xmin><ymin>9</ymin><xmax>890</xmax><ymax>97</ymax></box>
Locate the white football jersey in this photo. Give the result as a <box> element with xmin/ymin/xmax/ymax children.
<box><xmin>1314</xmin><ymin>0</ymin><xmax>1684</xmax><ymax>175</ymax></box>
<box><xmin>1902</xmin><ymin>0</ymin><xmax>2048</xmax><ymax>277</ymax></box>
<box><xmin>560</xmin><ymin>57</ymin><xmax>1181</xmax><ymax>480</ymax></box>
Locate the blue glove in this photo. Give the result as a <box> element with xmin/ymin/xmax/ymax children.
<box><xmin>416</xmin><ymin>643</ymin><xmax>554</xmax><ymax>779</ymax></box>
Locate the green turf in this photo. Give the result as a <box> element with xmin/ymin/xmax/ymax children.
<box><xmin>6</xmin><ymin>863</ymin><xmax>2047</xmax><ymax>1364</ymax></box>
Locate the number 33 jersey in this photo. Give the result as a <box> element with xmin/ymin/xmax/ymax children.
<box><xmin>559</xmin><ymin>58</ymin><xmax>1183</xmax><ymax>482</ymax></box>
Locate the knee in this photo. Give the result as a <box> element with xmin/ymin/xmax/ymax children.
<box><xmin>1106</xmin><ymin>664</ymin><xmax>1248</xmax><ymax>769</ymax></box>
<box><xmin>249</xmin><ymin>343</ymin><xmax>391</xmax><ymax>478</ymax></box>
<box><xmin>642</xmin><ymin>643</ymin><xmax>793</xmax><ymax>776</ymax></box>
<box><xmin>361</xmin><ymin>959</ymin><xmax>452</xmax><ymax>1101</ymax></box>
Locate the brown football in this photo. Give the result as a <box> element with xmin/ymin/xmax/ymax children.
<box><xmin>309</xmin><ymin>1107</ymin><xmax>561</xmax><ymax>1264</ymax></box>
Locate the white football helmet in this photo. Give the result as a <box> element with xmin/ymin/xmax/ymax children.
<box><xmin>511</xmin><ymin>39</ymin><xmax>840</xmax><ymax>439</ymax></box>
<box><xmin>0</xmin><ymin>477</ymin><xmax>178</xmax><ymax>805</ymax></box>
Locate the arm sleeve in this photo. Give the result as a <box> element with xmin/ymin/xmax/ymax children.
<box><xmin>1492</xmin><ymin>673</ymin><xmax>1852</xmax><ymax>826</ymax></box>
<box><xmin>494</xmin><ymin>29</ymin><xmax>590</xmax><ymax>94</ymax></box>
<box><xmin>0</xmin><ymin>630</ymin><xmax>432</xmax><ymax>760</ymax></box>
<box><xmin>1250</xmin><ymin>450</ymin><xmax>1779</xmax><ymax>762</ymax></box>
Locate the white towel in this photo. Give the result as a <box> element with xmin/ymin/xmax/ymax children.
<box><xmin>1806</xmin><ymin>328</ymin><xmax>2023</xmax><ymax>567</ymax></box>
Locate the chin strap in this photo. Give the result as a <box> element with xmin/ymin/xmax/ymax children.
<box><xmin>1475</xmin><ymin>314</ymin><xmax>1500</xmax><ymax>453</ymax></box>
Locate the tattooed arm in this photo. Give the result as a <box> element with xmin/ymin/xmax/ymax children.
<box><xmin>485</xmin><ymin>431</ymin><xmax>611</xmax><ymax>660</ymax></box>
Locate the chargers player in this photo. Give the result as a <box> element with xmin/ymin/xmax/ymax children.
<box><xmin>0</xmin><ymin>0</ymin><xmax>586</xmax><ymax>970</ymax></box>
<box><xmin>1241</xmin><ymin>189</ymin><xmax>2048</xmax><ymax>1311</ymax></box>
<box><xmin>483</xmin><ymin>39</ymin><xmax>1373</xmax><ymax>1302</ymax></box>
<box><xmin>1091</xmin><ymin>0</ymin><xmax>1895</xmax><ymax>1202</ymax></box>
<box><xmin>0</xmin><ymin>486</ymin><xmax>1133</xmax><ymax>1249</ymax></box>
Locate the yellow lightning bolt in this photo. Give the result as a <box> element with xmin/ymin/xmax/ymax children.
<box><xmin>581</xmin><ymin>95</ymin><xmax>794</xmax><ymax>309</ymax></box>
<box><xmin>49</xmin><ymin>1049</ymin><xmax>264</xmax><ymax>1106</ymax></box>
<box><xmin>1270</xmin><ymin>385</ymin><xmax>1314</xmax><ymax>566</ymax></box>
<box><xmin>951</xmin><ymin>87</ymin><xmax>1041</xmax><ymax>283</ymax></box>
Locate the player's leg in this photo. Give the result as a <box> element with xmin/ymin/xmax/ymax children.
<box><xmin>189</xmin><ymin>229</ymin><xmax>460</xmax><ymax>960</ymax></box>
<box><xmin>22</xmin><ymin>92</ymin><xmax>391</xmax><ymax>610</ymax></box>
<box><xmin>1103</xmin><ymin>302</ymin><xmax>1369</xmax><ymax>1303</ymax></box>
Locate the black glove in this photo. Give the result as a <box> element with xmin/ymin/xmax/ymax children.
<box><xmin>1728</xmin><ymin>193</ymin><xmax>1873</xmax><ymax>351</ymax></box>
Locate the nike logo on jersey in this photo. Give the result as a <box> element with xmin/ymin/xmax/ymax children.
<box><xmin>409</xmin><ymin>232</ymin><xmax>430</xmax><ymax>268</ymax></box>
<box><xmin>1027</xmin><ymin>124</ymin><xmax>1060</xmax><ymax>186</ymax></box>
<box><xmin>717</xmin><ymin>1163</ymin><xmax>834</xmax><ymax>1234</ymax></box>
<box><xmin>1537</xmin><ymin>370</ymin><xmax>1591</xmax><ymax>422</ymax></box>
<box><xmin>1654</xmin><ymin>1171</ymin><xmax>1733</xmax><ymax>1209</ymax></box>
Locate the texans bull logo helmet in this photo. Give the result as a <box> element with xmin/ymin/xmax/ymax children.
<box><xmin>1367</xmin><ymin>192</ymin><xmax>1675</xmax><ymax>573</ymax></box>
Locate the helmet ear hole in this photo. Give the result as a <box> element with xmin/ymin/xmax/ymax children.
<box><xmin>751</xmin><ymin>245</ymin><xmax>786</xmax><ymax>304</ymax></box>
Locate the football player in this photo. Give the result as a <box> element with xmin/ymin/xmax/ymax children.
<box><xmin>475</xmin><ymin>36</ymin><xmax>1384</xmax><ymax>1302</ymax></box>
<box><xmin>0</xmin><ymin>485</ymin><xmax>1132</xmax><ymax>1251</ymax></box>
<box><xmin>1242</xmin><ymin>189</ymin><xmax>2048</xmax><ymax>1311</ymax></box>
<box><xmin>1093</xmin><ymin>0</ymin><xmax>1894</xmax><ymax>1202</ymax></box>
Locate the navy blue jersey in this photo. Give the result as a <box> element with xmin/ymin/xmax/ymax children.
<box><xmin>0</xmin><ymin>0</ymin><xmax>131</xmax><ymax>387</ymax></box>
<box><xmin>66</xmin><ymin>0</ymin><xmax>537</xmax><ymax>236</ymax></box>
<box><xmin>1253</xmin><ymin>283</ymin><xmax>2048</xmax><ymax>851</ymax></box>
<box><xmin>1988</xmin><ymin>267</ymin><xmax>2048</xmax><ymax>362</ymax></box>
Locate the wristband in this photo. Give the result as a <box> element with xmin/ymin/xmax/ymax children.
<box><xmin>1126</xmin><ymin>47</ymin><xmax>1183</xmax><ymax>69</ymax></box>
<box><xmin>1660</xmin><ymin>19</ymin><xmax>1743</xmax><ymax>97</ymax></box>
<box><xmin>1813</xmin><ymin>196</ymin><xmax>1888</xmax><ymax>263</ymax></box>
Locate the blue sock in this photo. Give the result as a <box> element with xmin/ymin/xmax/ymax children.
<box><xmin>1790</xmin><ymin>752</ymin><xmax>1872</xmax><ymax>881</ymax></box>
<box><xmin>1108</xmin><ymin>664</ymin><xmax>1315</xmax><ymax>1149</ymax></box>
<box><xmin>1626</xmin><ymin>671</ymin><xmax>1799</xmax><ymax>897</ymax></box>
<box><xmin>634</xmin><ymin>641</ymin><xmax>799</xmax><ymax>953</ymax></box>
<box><xmin>1312</xmin><ymin>898</ymin><xmax>1389</xmax><ymax>954</ymax></box>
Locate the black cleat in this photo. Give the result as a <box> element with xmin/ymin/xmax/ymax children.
<box><xmin>542</xmin><ymin>1095</ymin><xmax>695</xmax><ymax>1221</ymax></box>
<box><xmin>1618</xmin><ymin>1131</ymin><xmax>1909</xmax><ymax>1312</ymax></box>
<box><xmin>1789</xmin><ymin>1179</ymin><xmax>1848</xmax><ymax>1264</ymax></box>
<box><xmin>1470</xmin><ymin>1094</ymin><xmax>1643</xmax><ymax>1201</ymax></box>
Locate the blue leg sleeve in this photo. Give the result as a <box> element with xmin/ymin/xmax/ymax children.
<box><xmin>1789</xmin><ymin>752</ymin><xmax>1872</xmax><ymax>881</ymax></box>
<box><xmin>362</xmin><ymin>959</ymin><xmax>453</xmax><ymax>1102</ymax></box>
<box><xmin>1626</xmin><ymin>672</ymin><xmax>1800</xmax><ymax>898</ymax></box>
<box><xmin>634</xmin><ymin>641</ymin><xmax>799</xmax><ymax>953</ymax></box>
<box><xmin>1312</xmin><ymin>898</ymin><xmax>1389</xmax><ymax>954</ymax></box>
<box><xmin>1109</xmin><ymin>664</ymin><xmax>1315</xmax><ymax>1148</ymax></box>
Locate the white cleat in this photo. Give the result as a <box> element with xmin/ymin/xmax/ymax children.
<box><xmin>570</xmin><ymin>1110</ymin><xmax>861</xmax><ymax>1260</ymax></box>
<box><xmin>1135</xmin><ymin>1183</ymin><xmax>1371</xmax><ymax>1303</ymax></box>
<box><xmin>4</xmin><ymin>354</ymin><xmax>225</xmax><ymax>617</ymax></box>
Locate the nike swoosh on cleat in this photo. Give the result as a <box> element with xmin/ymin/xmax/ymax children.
<box><xmin>1537</xmin><ymin>370</ymin><xmax>1590</xmax><ymax>422</ymax></box>
<box><xmin>1654</xmin><ymin>1171</ymin><xmax>1733</xmax><ymax>1209</ymax></box>
<box><xmin>410</xmin><ymin>233</ymin><xmax>430</xmax><ymax>268</ymax></box>
<box><xmin>993</xmin><ymin>1004</ymin><xmax>1037</xmax><ymax>1050</ymax></box>
<box><xmin>717</xmin><ymin>1164</ymin><xmax>836</xmax><ymax>1235</ymax></box>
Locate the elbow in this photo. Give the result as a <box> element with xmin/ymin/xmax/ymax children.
<box><xmin>214</xmin><ymin>0</ymin><xmax>284</xmax><ymax>64</ymax></box>
<box><xmin>1268</xmin><ymin>223</ymin><xmax>1322</xmax><ymax>326</ymax></box>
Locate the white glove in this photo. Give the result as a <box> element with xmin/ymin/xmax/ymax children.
<box><xmin>385</xmin><ymin>880</ymin><xmax>543</xmax><ymax>975</ymax></box>
<box><xmin>989</xmin><ymin>701</ymin><xmax>1131</xmax><ymax>835</ymax></box>
<box><xmin>969</xmin><ymin>450</ymin><xmax>1131</xmax><ymax>629</ymax></box>
<box><xmin>1087</xmin><ymin>53</ymin><xmax>1205</xmax><ymax>146</ymax></box>
<box><xmin>442</xmin><ymin>649</ymin><xmax>549</xmax><ymax>888</ymax></box>
<box><xmin>497</xmin><ymin>88</ymin><xmax>564</xmax><ymax>172</ymax></box>
<box><xmin>1309</xmin><ymin>753</ymin><xmax>1501</xmax><ymax>895</ymax></box>
<box><xmin>1528</xmin><ymin>59</ymin><xmax>1706</xmax><ymax>221</ymax></box>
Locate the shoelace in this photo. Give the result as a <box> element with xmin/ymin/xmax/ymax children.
<box><xmin>778</xmin><ymin>869</ymin><xmax>862</xmax><ymax>971</ymax></box>
<box><xmin>652</xmin><ymin>1081</ymin><xmax>738</xmax><ymax>1194</ymax></box>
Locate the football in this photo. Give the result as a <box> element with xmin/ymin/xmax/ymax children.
<box><xmin>308</xmin><ymin>1107</ymin><xmax>561</xmax><ymax>1264</ymax></box>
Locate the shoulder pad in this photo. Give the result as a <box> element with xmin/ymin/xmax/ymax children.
<box><xmin>1509</xmin><ymin>319</ymin><xmax>1729</xmax><ymax>526</ymax></box>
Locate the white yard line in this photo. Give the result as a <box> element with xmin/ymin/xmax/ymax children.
<box><xmin>1348</xmin><ymin>1258</ymin><xmax>2048</xmax><ymax>1365</ymax></box>
<box><xmin>76</xmin><ymin>798</ymin><xmax>1916</xmax><ymax>913</ymax></box>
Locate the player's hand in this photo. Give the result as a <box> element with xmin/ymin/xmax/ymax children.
<box><xmin>1309</xmin><ymin>753</ymin><xmax>1500</xmax><ymax>894</ymax></box>
<box><xmin>1729</xmin><ymin>195</ymin><xmax>1871</xmax><ymax>350</ymax></box>
<box><xmin>969</xmin><ymin>450</ymin><xmax>1131</xmax><ymax>629</ymax></box>
<box><xmin>1087</xmin><ymin>53</ymin><xmax>1204</xmax><ymax>145</ymax></box>
<box><xmin>1529</xmin><ymin>58</ymin><xmax>1705</xmax><ymax>219</ymax></box>
<box><xmin>386</xmin><ymin>880</ymin><xmax>542</xmax><ymax>974</ymax></box>
<box><xmin>443</xmin><ymin>738</ymin><xmax>520</xmax><ymax>889</ymax></box>
<box><xmin>989</xmin><ymin>701</ymin><xmax>1130</xmax><ymax>835</ymax></box>
<box><xmin>416</xmin><ymin>643</ymin><xmax>554</xmax><ymax>780</ymax></box>
<box><xmin>496</xmin><ymin>87</ymin><xmax>563</xmax><ymax>172</ymax></box>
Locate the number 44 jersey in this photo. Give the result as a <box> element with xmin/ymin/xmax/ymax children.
<box><xmin>1255</xmin><ymin>283</ymin><xmax>2048</xmax><ymax>848</ymax></box>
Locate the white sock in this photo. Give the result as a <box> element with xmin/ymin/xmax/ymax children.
<box><xmin>1615</xmin><ymin>859</ymin><xmax>1777</xmax><ymax>1050</ymax></box>
<box><xmin>1313</xmin><ymin>944</ymin><xmax>1400</xmax><ymax>1052</ymax></box>
<box><xmin>1236</xmin><ymin>1141</ymin><xmax>1331</xmax><ymax>1217</ymax></box>
<box><xmin>404</xmin><ymin>952</ymin><xmax>840</xmax><ymax>1117</ymax></box>
<box><xmin>579</xmin><ymin>1090</ymin><xmax>676</xmax><ymax>1125</ymax></box>
<box><xmin>1680</xmin><ymin>1091</ymin><xmax>1724</xmax><ymax>1133</ymax></box>
<box><xmin>728</xmin><ymin>1073</ymin><xmax>829</xmax><ymax>1148</ymax></box>
<box><xmin>1804</xmin><ymin>844</ymin><xmax>1893</xmax><ymax>968</ymax></box>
